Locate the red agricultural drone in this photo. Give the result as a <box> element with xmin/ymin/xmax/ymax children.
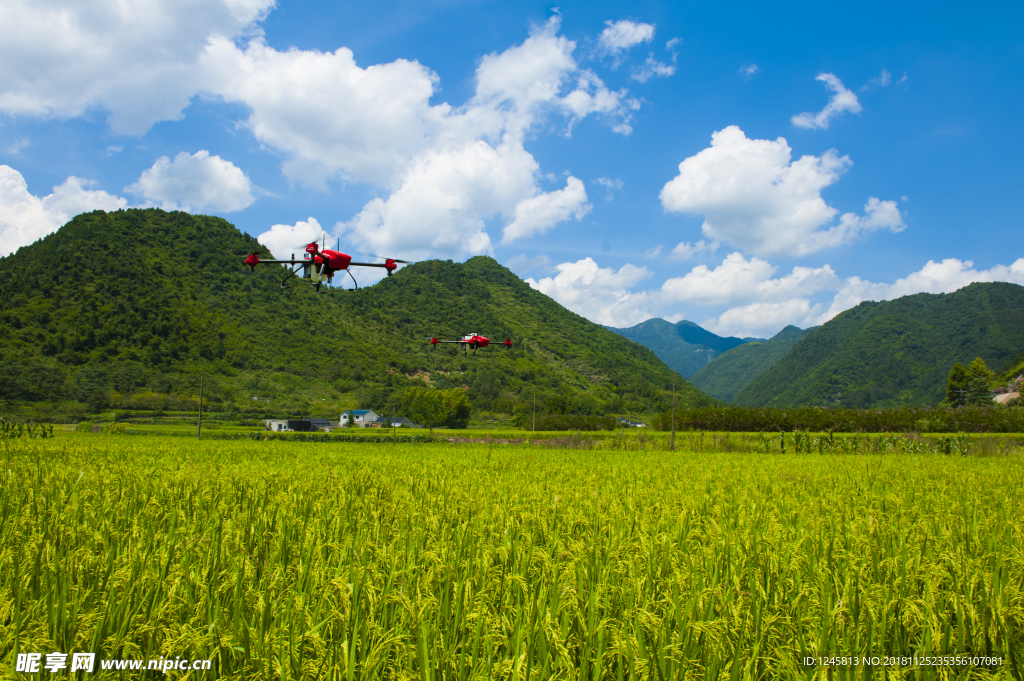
<box><xmin>427</xmin><ymin>333</ymin><xmax>513</xmax><ymax>355</ymax></box>
<box><xmin>245</xmin><ymin>239</ymin><xmax>411</xmax><ymax>292</ymax></box>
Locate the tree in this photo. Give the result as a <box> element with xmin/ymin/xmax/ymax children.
<box><xmin>399</xmin><ymin>387</ymin><xmax>471</xmax><ymax>433</ymax></box>
<box><xmin>965</xmin><ymin>357</ymin><xmax>995</xmax><ymax>405</ymax></box>
<box><xmin>572</xmin><ymin>391</ymin><xmax>600</xmax><ymax>415</ymax></box>
<box><xmin>946</xmin><ymin>362</ymin><xmax>968</xmax><ymax>406</ymax></box>
<box><xmin>469</xmin><ymin>369</ymin><xmax>500</xmax><ymax>409</ymax></box>
<box><xmin>410</xmin><ymin>389</ymin><xmax>446</xmax><ymax>434</ymax></box>
<box><xmin>546</xmin><ymin>392</ymin><xmax>573</xmax><ymax>415</ymax></box>
<box><xmin>439</xmin><ymin>388</ymin><xmax>471</xmax><ymax>429</ymax></box>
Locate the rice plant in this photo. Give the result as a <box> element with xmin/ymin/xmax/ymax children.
<box><xmin>1</xmin><ymin>436</ymin><xmax>1021</xmax><ymax>679</ymax></box>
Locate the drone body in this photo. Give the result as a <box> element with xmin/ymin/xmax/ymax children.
<box><xmin>428</xmin><ymin>333</ymin><xmax>512</xmax><ymax>355</ymax></box>
<box><xmin>245</xmin><ymin>241</ymin><xmax>409</xmax><ymax>292</ymax></box>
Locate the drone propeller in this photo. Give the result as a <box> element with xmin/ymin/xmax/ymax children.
<box><xmin>360</xmin><ymin>252</ymin><xmax>415</xmax><ymax>264</ymax></box>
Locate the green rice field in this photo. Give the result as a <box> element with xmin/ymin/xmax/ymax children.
<box><xmin>2</xmin><ymin>435</ymin><xmax>1022</xmax><ymax>679</ymax></box>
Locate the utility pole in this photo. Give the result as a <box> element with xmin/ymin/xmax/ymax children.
<box><xmin>393</xmin><ymin>407</ymin><xmax>396</xmax><ymax>445</ymax></box>
<box><xmin>532</xmin><ymin>395</ymin><xmax>536</xmax><ymax>432</ymax></box>
<box><xmin>197</xmin><ymin>376</ymin><xmax>204</xmax><ymax>438</ymax></box>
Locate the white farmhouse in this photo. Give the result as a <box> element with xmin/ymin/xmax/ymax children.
<box><xmin>340</xmin><ymin>410</ymin><xmax>381</xmax><ymax>427</ymax></box>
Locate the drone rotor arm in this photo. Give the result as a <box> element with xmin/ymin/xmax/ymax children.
<box><xmin>362</xmin><ymin>253</ymin><xmax>415</xmax><ymax>264</ymax></box>
<box><xmin>350</xmin><ymin>259</ymin><xmax>412</xmax><ymax>277</ymax></box>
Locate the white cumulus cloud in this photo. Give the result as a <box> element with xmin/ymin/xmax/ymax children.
<box><xmin>702</xmin><ymin>299</ymin><xmax>821</xmax><ymax>338</ymax></box>
<box><xmin>526</xmin><ymin>257</ymin><xmax>654</xmax><ymax>327</ymax></box>
<box><xmin>340</xmin><ymin>139</ymin><xmax>534</xmax><ymax>261</ymax></box>
<box><xmin>126</xmin><ymin>150</ymin><xmax>255</xmax><ymax>213</ymax></box>
<box><xmin>531</xmin><ymin>252</ymin><xmax>832</xmax><ymax>332</ymax></box>
<box><xmin>208</xmin><ymin>15</ymin><xmax>637</xmax><ymax>190</ymax></box>
<box><xmin>670</xmin><ymin>239</ymin><xmax>716</xmax><ymax>261</ymax></box>
<box><xmin>0</xmin><ymin>165</ymin><xmax>127</xmax><ymax>256</ymax></box>
<box><xmin>324</xmin><ymin>17</ymin><xmax>635</xmax><ymax>260</ymax></box>
<box><xmin>207</xmin><ymin>37</ymin><xmax>451</xmax><ymax>189</ymax></box>
<box><xmin>631</xmin><ymin>54</ymin><xmax>676</xmax><ymax>82</ymax></box>
<box><xmin>557</xmin><ymin>71</ymin><xmax>639</xmax><ymax>136</ymax></box>
<box><xmin>660</xmin><ymin>252</ymin><xmax>837</xmax><ymax>306</ymax></box>
<box><xmin>660</xmin><ymin>125</ymin><xmax>904</xmax><ymax>257</ymax></box>
<box><xmin>502</xmin><ymin>177</ymin><xmax>590</xmax><ymax>243</ymax></box>
<box><xmin>598</xmin><ymin>20</ymin><xmax>655</xmax><ymax>57</ymax></box>
<box><xmin>0</xmin><ymin>0</ymin><xmax>275</xmax><ymax>135</ymax></box>
<box><xmin>256</xmin><ymin>217</ymin><xmax>327</xmax><ymax>260</ymax></box>
<box><xmin>791</xmin><ymin>73</ymin><xmax>862</xmax><ymax>130</ymax></box>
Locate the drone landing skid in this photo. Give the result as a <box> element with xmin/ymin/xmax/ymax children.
<box><xmin>318</xmin><ymin>269</ymin><xmax>359</xmax><ymax>293</ymax></box>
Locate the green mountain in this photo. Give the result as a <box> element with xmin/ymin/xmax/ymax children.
<box><xmin>0</xmin><ymin>209</ymin><xmax>716</xmax><ymax>421</ymax></box>
<box><xmin>608</xmin><ymin>318</ymin><xmax>757</xmax><ymax>378</ymax></box>
<box><xmin>733</xmin><ymin>283</ymin><xmax>1024</xmax><ymax>407</ymax></box>
<box><xmin>689</xmin><ymin>325</ymin><xmax>815</xmax><ymax>402</ymax></box>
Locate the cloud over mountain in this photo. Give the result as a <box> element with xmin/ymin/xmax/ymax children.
<box><xmin>127</xmin><ymin>150</ymin><xmax>255</xmax><ymax>213</ymax></box>
<box><xmin>0</xmin><ymin>165</ymin><xmax>126</xmax><ymax>256</ymax></box>
<box><xmin>660</xmin><ymin>126</ymin><xmax>903</xmax><ymax>257</ymax></box>
<box><xmin>534</xmin><ymin>251</ymin><xmax>1024</xmax><ymax>337</ymax></box>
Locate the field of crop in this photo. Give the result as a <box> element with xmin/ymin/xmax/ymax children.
<box><xmin>2</xmin><ymin>436</ymin><xmax>1022</xmax><ymax>679</ymax></box>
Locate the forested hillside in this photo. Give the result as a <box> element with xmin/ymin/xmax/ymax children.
<box><xmin>608</xmin><ymin>318</ymin><xmax>755</xmax><ymax>378</ymax></box>
<box><xmin>733</xmin><ymin>283</ymin><xmax>1024</xmax><ymax>407</ymax></box>
<box><xmin>0</xmin><ymin>209</ymin><xmax>715</xmax><ymax>420</ymax></box>
<box><xmin>689</xmin><ymin>325</ymin><xmax>814</xmax><ymax>402</ymax></box>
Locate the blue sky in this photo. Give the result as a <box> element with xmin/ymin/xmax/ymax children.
<box><xmin>2</xmin><ymin>0</ymin><xmax>1022</xmax><ymax>337</ymax></box>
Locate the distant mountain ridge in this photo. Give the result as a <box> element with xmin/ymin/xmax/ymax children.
<box><xmin>733</xmin><ymin>283</ymin><xmax>1024</xmax><ymax>407</ymax></box>
<box><xmin>689</xmin><ymin>325</ymin><xmax>815</xmax><ymax>402</ymax></box>
<box><xmin>607</xmin><ymin>318</ymin><xmax>762</xmax><ymax>378</ymax></box>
